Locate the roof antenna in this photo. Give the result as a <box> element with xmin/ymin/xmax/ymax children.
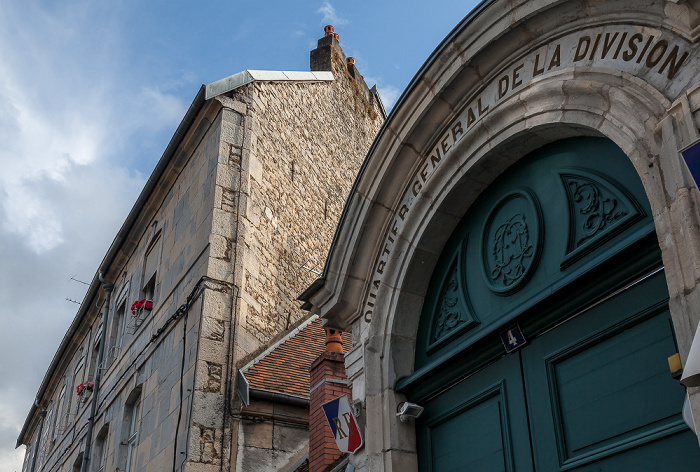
<box><xmin>70</xmin><ymin>275</ymin><xmax>90</xmax><ymax>286</ymax></box>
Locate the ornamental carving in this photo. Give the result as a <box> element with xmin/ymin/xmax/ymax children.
<box><xmin>432</xmin><ymin>263</ymin><xmax>464</xmax><ymax>343</ymax></box>
<box><xmin>558</xmin><ymin>170</ymin><xmax>643</xmax><ymax>266</ymax></box>
<box><xmin>482</xmin><ymin>190</ymin><xmax>542</xmax><ymax>295</ymax></box>
<box><xmin>567</xmin><ymin>178</ymin><xmax>628</xmax><ymax>247</ymax></box>
<box><xmin>429</xmin><ymin>253</ymin><xmax>479</xmax><ymax>349</ymax></box>
<box><xmin>490</xmin><ymin>213</ymin><xmax>533</xmax><ymax>286</ymax></box>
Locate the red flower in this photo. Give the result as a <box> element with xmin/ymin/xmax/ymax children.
<box><xmin>76</xmin><ymin>381</ymin><xmax>94</xmax><ymax>396</ymax></box>
<box><xmin>131</xmin><ymin>299</ymin><xmax>154</xmax><ymax>315</ymax></box>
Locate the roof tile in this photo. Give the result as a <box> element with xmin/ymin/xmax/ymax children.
<box><xmin>245</xmin><ymin>318</ymin><xmax>351</xmax><ymax>398</ymax></box>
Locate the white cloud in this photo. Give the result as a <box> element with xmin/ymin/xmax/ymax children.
<box><xmin>317</xmin><ymin>1</ymin><xmax>348</xmax><ymax>26</ymax></box>
<box><xmin>0</xmin><ymin>2</ymin><xmax>186</xmax><ymax>471</ymax></box>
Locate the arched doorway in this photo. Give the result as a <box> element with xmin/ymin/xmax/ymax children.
<box><xmin>400</xmin><ymin>137</ymin><xmax>700</xmax><ymax>470</ymax></box>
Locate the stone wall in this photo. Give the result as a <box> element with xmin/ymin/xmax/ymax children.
<box><xmin>22</xmin><ymin>32</ymin><xmax>384</xmax><ymax>472</ymax></box>
<box><xmin>213</xmin><ymin>50</ymin><xmax>384</xmax><ymax>363</ymax></box>
<box><xmin>235</xmin><ymin>400</ymin><xmax>309</xmax><ymax>472</ymax></box>
<box><xmin>193</xmin><ymin>38</ymin><xmax>384</xmax><ymax>472</ymax></box>
<box><xmin>26</xmin><ymin>96</ymin><xmax>223</xmax><ymax>472</ymax></box>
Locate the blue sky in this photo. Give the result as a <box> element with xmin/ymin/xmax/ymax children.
<box><xmin>0</xmin><ymin>0</ymin><xmax>480</xmax><ymax>469</ymax></box>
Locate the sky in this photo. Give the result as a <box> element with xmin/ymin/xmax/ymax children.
<box><xmin>0</xmin><ymin>0</ymin><xmax>480</xmax><ymax>470</ymax></box>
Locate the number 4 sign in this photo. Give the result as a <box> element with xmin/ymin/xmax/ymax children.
<box><xmin>500</xmin><ymin>324</ymin><xmax>527</xmax><ymax>353</ymax></box>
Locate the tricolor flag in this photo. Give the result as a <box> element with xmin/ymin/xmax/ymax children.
<box><xmin>322</xmin><ymin>395</ymin><xmax>363</xmax><ymax>454</ymax></box>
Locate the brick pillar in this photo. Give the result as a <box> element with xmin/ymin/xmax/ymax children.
<box><xmin>309</xmin><ymin>329</ymin><xmax>350</xmax><ymax>472</ymax></box>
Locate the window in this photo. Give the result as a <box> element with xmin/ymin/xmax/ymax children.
<box><xmin>53</xmin><ymin>385</ymin><xmax>66</xmax><ymax>440</ymax></box>
<box><xmin>93</xmin><ymin>425</ymin><xmax>109</xmax><ymax>472</ymax></box>
<box><xmin>124</xmin><ymin>397</ymin><xmax>141</xmax><ymax>472</ymax></box>
<box><xmin>88</xmin><ymin>324</ymin><xmax>102</xmax><ymax>383</ymax></box>
<box><xmin>142</xmin><ymin>232</ymin><xmax>161</xmax><ymax>302</ymax></box>
<box><xmin>39</xmin><ymin>408</ymin><xmax>52</xmax><ymax>464</ymax></box>
<box><xmin>71</xmin><ymin>452</ymin><xmax>83</xmax><ymax>472</ymax></box>
<box><xmin>68</xmin><ymin>358</ymin><xmax>85</xmax><ymax>424</ymax></box>
<box><xmin>108</xmin><ymin>300</ymin><xmax>126</xmax><ymax>364</ymax></box>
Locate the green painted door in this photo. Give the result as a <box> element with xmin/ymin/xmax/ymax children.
<box><xmin>419</xmin><ymin>271</ymin><xmax>699</xmax><ymax>471</ymax></box>
<box><xmin>522</xmin><ymin>270</ymin><xmax>698</xmax><ymax>471</ymax></box>
<box><xmin>417</xmin><ymin>353</ymin><xmax>533</xmax><ymax>472</ymax></box>
<box><xmin>404</xmin><ymin>138</ymin><xmax>700</xmax><ymax>471</ymax></box>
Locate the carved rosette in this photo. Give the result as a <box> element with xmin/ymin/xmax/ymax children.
<box><xmin>481</xmin><ymin>190</ymin><xmax>543</xmax><ymax>295</ymax></box>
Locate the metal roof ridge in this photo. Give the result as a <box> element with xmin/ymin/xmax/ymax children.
<box><xmin>206</xmin><ymin>70</ymin><xmax>334</xmax><ymax>99</ymax></box>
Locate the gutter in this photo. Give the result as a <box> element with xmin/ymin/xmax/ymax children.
<box><xmin>297</xmin><ymin>0</ymin><xmax>495</xmax><ymax>308</ymax></box>
<box><xmin>249</xmin><ymin>388</ymin><xmax>310</xmax><ymax>408</ymax></box>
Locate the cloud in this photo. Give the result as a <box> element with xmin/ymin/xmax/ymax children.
<box><xmin>317</xmin><ymin>1</ymin><xmax>348</xmax><ymax>26</ymax></box>
<box><xmin>0</xmin><ymin>2</ymin><xmax>186</xmax><ymax>471</ymax></box>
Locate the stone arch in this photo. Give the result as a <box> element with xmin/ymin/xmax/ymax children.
<box><xmin>360</xmin><ymin>73</ymin><xmax>695</xmax><ymax>471</ymax></box>
<box><xmin>301</xmin><ymin>1</ymin><xmax>700</xmax><ymax>470</ymax></box>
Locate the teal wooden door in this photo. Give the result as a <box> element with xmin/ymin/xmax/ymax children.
<box><xmin>403</xmin><ymin>138</ymin><xmax>700</xmax><ymax>471</ymax></box>
<box><xmin>522</xmin><ymin>270</ymin><xmax>698</xmax><ymax>471</ymax></box>
<box><xmin>418</xmin><ymin>270</ymin><xmax>699</xmax><ymax>471</ymax></box>
<box><xmin>417</xmin><ymin>354</ymin><xmax>533</xmax><ymax>472</ymax></box>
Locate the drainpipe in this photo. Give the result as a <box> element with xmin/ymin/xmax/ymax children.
<box><xmin>80</xmin><ymin>273</ymin><xmax>113</xmax><ymax>472</ymax></box>
<box><xmin>29</xmin><ymin>399</ymin><xmax>46</xmax><ymax>472</ymax></box>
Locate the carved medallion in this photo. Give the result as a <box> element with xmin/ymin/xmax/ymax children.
<box><xmin>481</xmin><ymin>190</ymin><xmax>543</xmax><ymax>295</ymax></box>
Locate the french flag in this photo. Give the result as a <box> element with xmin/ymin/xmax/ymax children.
<box><xmin>322</xmin><ymin>395</ymin><xmax>363</xmax><ymax>454</ymax></box>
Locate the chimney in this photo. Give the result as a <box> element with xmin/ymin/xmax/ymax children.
<box><xmin>310</xmin><ymin>25</ymin><xmax>347</xmax><ymax>72</ymax></box>
<box><xmin>308</xmin><ymin>328</ymin><xmax>351</xmax><ymax>472</ymax></box>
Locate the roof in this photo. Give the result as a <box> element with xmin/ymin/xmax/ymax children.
<box><xmin>18</xmin><ymin>67</ymin><xmax>336</xmax><ymax>448</ymax></box>
<box><xmin>206</xmin><ymin>70</ymin><xmax>334</xmax><ymax>99</ymax></box>
<box><xmin>243</xmin><ymin>315</ymin><xmax>351</xmax><ymax>398</ymax></box>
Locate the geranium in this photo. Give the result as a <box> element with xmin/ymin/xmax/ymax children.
<box><xmin>76</xmin><ymin>381</ymin><xmax>95</xmax><ymax>396</ymax></box>
<box><xmin>130</xmin><ymin>299</ymin><xmax>153</xmax><ymax>315</ymax></box>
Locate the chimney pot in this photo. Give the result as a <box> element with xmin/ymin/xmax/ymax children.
<box><xmin>324</xmin><ymin>25</ymin><xmax>334</xmax><ymax>36</ymax></box>
<box><xmin>325</xmin><ymin>329</ymin><xmax>343</xmax><ymax>353</ymax></box>
<box><xmin>333</xmin><ymin>33</ymin><xmax>339</xmax><ymax>42</ymax></box>
<box><xmin>347</xmin><ymin>57</ymin><xmax>355</xmax><ymax>66</ymax></box>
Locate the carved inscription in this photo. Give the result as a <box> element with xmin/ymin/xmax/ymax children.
<box><xmin>362</xmin><ymin>26</ymin><xmax>693</xmax><ymax>322</ymax></box>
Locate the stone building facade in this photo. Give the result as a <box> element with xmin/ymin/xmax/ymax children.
<box><xmin>16</xmin><ymin>29</ymin><xmax>384</xmax><ymax>472</ymax></box>
<box><xmin>301</xmin><ymin>1</ymin><xmax>700</xmax><ymax>471</ymax></box>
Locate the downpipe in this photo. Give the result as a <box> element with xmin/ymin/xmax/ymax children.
<box><xmin>80</xmin><ymin>273</ymin><xmax>113</xmax><ymax>472</ymax></box>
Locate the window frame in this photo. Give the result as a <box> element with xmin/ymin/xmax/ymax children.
<box><xmin>124</xmin><ymin>397</ymin><xmax>141</xmax><ymax>472</ymax></box>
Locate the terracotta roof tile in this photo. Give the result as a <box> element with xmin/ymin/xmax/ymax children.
<box><xmin>244</xmin><ymin>317</ymin><xmax>351</xmax><ymax>398</ymax></box>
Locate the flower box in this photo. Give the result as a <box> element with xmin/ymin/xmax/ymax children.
<box><xmin>76</xmin><ymin>381</ymin><xmax>94</xmax><ymax>397</ymax></box>
<box><xmin>130</xmin><ymin>299</ymin><xmax>153</xmax><ymax>316</ymax></box>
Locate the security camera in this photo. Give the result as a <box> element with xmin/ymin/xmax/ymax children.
<box><xmin>397</xmin><ymin>402</ymin><xmax>424</xmax><ymax>422</ymax></box>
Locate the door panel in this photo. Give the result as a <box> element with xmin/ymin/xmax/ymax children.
<box><xmin>418</xmin><ymin>354</ymin><xmax>534</xmax><ymax>472</ymax></box>
<box><xmin>522</xmin><ymin>271</ymin><xmax>699</xmax><ymax>470</ymax></box>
